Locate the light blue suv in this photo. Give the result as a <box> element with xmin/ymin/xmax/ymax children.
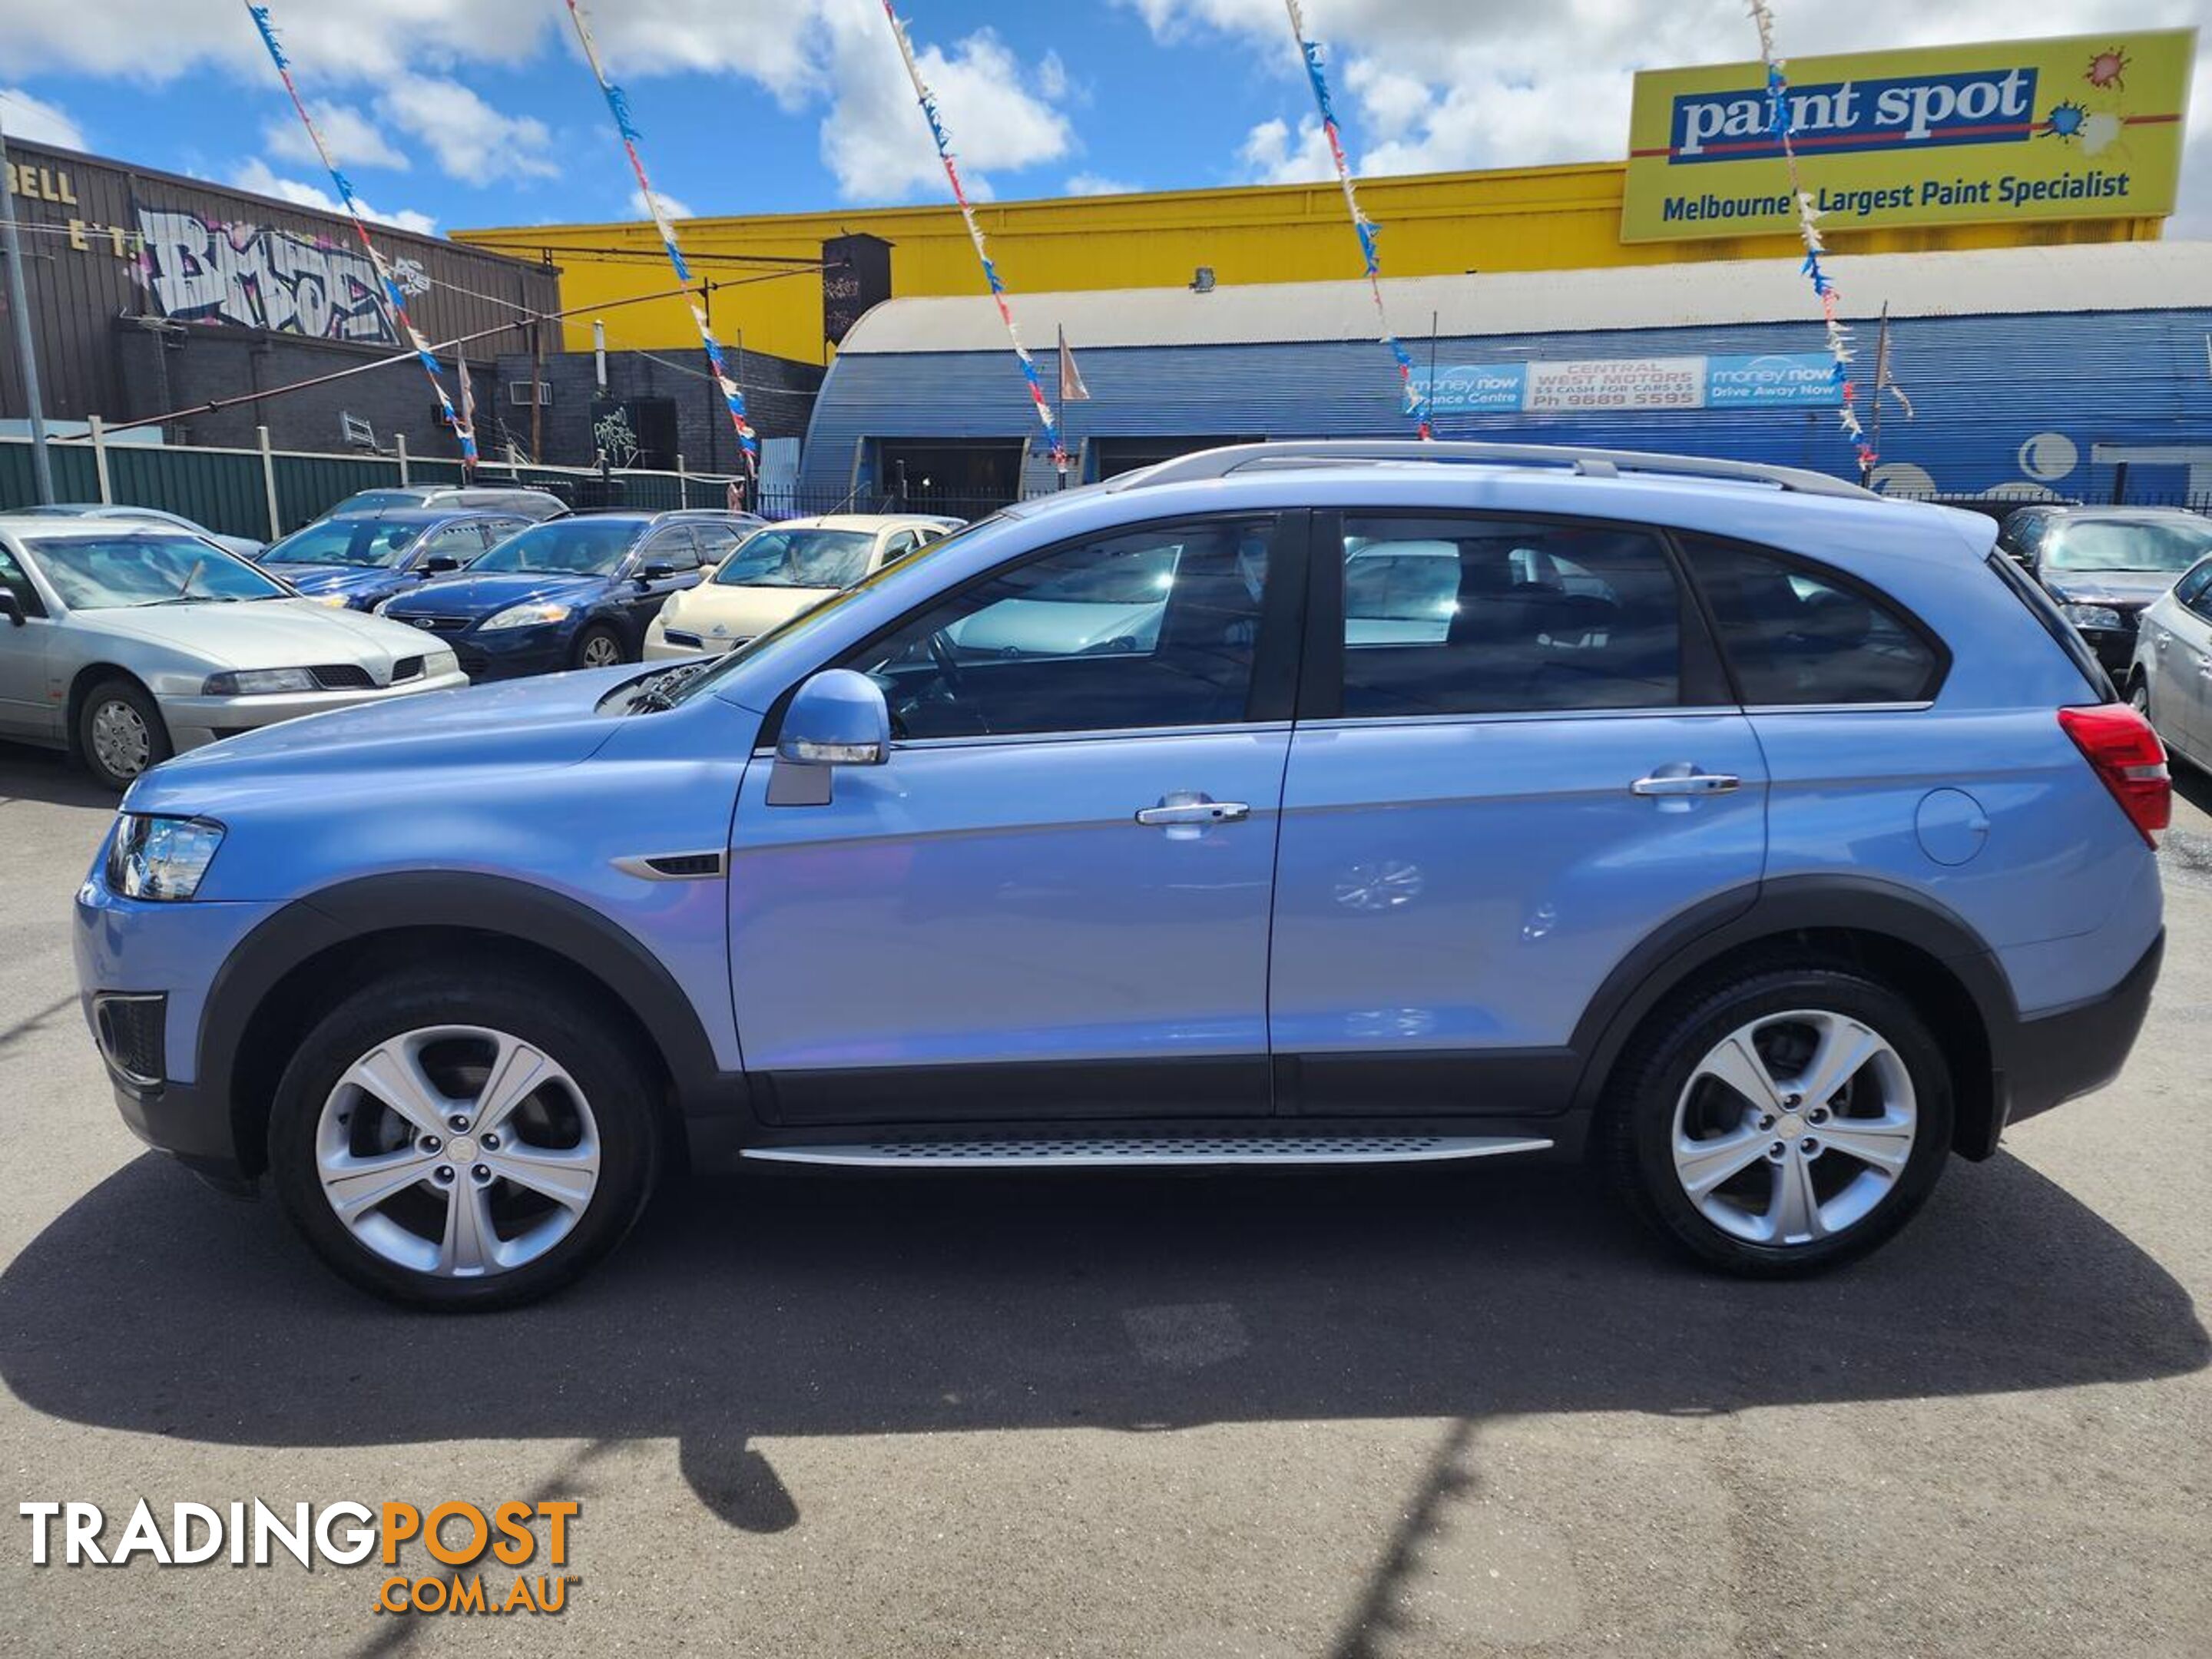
<box><xmin>73</xmin><ymin>443</ymin><xmax>2170</xmax><ymax>1308</ymax></box>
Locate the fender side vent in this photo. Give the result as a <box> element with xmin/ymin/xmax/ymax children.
<box><xmin>613</xmin><ymin>850</ymin><xmax>727</xmax><ymax>881</ymax></box>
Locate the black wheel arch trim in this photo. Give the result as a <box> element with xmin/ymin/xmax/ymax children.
<box><xmin>1568</xmin><ymin>873</ymin><xmax>2020</xmax><ymax>1123</ymax></box>
<box><xmin>197</xmin><ymin>872</ymin><xmax>743</xmax><ymax>1152</ymax></box>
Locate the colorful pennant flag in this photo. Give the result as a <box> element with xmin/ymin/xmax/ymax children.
<box><xmin>1283</xmin><ymin>0</ymin><xmax>1430</xmax><ymax>439</ymax></box>
<box><xmin>879</xmin><ymin>1</ymin><xmax>1066</xmax><ymax>478</ymax></box>
<box><xmin>243</xmin><ymin>3</ymin><xmax>476</xmax><ymax>465</ymax></box>
<box><xmin>1058</xmin><ymin>326</ymin><xmax>1091</xmax><ymax>404</ymax></box>
<box><xmin>1745</xmin><ymin>0</ymin><xmax>1869</xmax><ymax>469</ymax></box>
<box><xmin>564</xmin><ymin>0</ymin><xmax>757</xmax><ymax>478</ymax></box>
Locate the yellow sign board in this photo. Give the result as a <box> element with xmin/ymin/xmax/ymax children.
<box><xmin>1622</xmin><ymin>29</ymin><xmax>2194</xmax><ymax>242</ymax></box>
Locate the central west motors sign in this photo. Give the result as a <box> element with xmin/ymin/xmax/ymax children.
<box><xmin>1621</xmin><ymin>29</ymin><xmax>2194</xmax><ymax>241</ymax></box>
<box><xmin>1414</xmin><ymin>353</ymin><xmax>1840</xmax><ymax>415</ymax></box>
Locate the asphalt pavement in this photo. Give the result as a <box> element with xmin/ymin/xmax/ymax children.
<box><xmin>0</xmin><ymin>738</ymin><xmax>2205</xmax><ymax>1657</ymax></box>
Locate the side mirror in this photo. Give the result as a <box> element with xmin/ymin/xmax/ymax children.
<box><xmin>779</xmin><ymin>670</ymin><xmax>889</xmax><ymax>766</ymax></box>
<box><xmin>638</xmin><ymin>561</ymin><xmax>677</xmax><ymax>582</ymax></box>
<box><xmin>0</xmin><ymin>591</ymin><xmax>21</xmax><ymax>627</ymax></box>
<box><xmin>769</xmin><ymin>671</ymin><xmax>889</xmax><ymax>805</ymax></box>
<box><xmin>420</xmin><ymin>554</ymin><xmax>462</xmax><ymax>575</ymax></box>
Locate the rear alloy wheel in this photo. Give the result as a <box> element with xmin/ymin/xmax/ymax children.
<box><xmin>77</xmin><ymin>677</ymin><xmax>173</xmax><ymax>791</ymax></box>
<box><xmin>1606</xmin><ymin>968</ymin><xmax>1952</xmax><ymax>1275</ymax></box>
<box><xmin>270</xmin><ymin>973</ymin><xmax>658</xmax><ymax>1309</ymax></box>
<box><xmin>574</xmin><ymin>624</ymin><xmax>627</xmax><ymax>670</ymax></box>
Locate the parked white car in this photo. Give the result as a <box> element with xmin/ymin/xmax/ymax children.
<box><xmin>2129</xmin><ymin>550</ymin><xmax>2212</xmax><ymax>769</ymax></box>
<box><xmin>643</xmin><ymin>515</ymin><xmax>962</xmax><ymax>661</ymax></box>
<box><xmin>0</xmin><ymin>516</ymin><xmax>467</xmax><ymax>790</ymax></box>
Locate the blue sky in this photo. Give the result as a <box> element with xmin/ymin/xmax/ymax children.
<box><xmin>2</xmin><ymin>0</ymin><xmax>2206</xmax><ymax>235</ymax></box>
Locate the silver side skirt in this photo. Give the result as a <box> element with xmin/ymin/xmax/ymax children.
<box><xmin>742</xmin><ymin>1134</ymin><xmax>1555</xmax><ymax>1169</ymax></box>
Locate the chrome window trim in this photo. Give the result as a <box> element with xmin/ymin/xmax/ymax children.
<box><xmin>1291</xmin><ymin>705</ymin><xmax>1740</xmax><ymax>732</ymax></box>
<box><xmin>750</xmin><ymin>719</ymin><xmax>1292</xmax><ymax>759</ymax></box>
<box><xmin>1740</xmin><ymin>701</ymin><xmax>1936</xmax><ymax>717</ymax></box>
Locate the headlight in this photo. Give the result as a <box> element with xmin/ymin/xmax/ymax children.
<box><xmin>310</xmin><ymin>593</ymin><xmax>351</xmax><ymax>609</ymax></box>
<box><xmin>202</xmin><ymin>667</ymin><xmax>319</xmax><ymax>695</ymax></box>
<box><xmin>424</xmin><ymin>648</ymin><xmax>461</xmax><ymax>677</ymax></box>
<box><xmin>107</xmin><ymin>814</ymin><xmax>224</xmax><ymax>902</ymax></box>
<box><xmin>2061</xmin><ymin>603</ymin><xmax>2124</xmax><ymax>631</ymax></box>
<box><xmin>482</xmin><ymin>601</ymin><xmax>571</xmax><ymax>631</ymax></box>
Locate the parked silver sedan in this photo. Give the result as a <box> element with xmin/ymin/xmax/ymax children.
<box><xmin>0</xmin><ymin>517</ymin><xmax>467</xmax><ymax>790</ymax></box>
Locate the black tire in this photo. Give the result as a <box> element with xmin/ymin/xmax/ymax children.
<box><xmin>75</xmin><ymin>676</ymin><xmax>173</xmax><ymax>792</ymax></box>
<box><xmin>1601</xmin><ymin>964</ymin><xmax>1954</xmax><ymax>1277</ymax></box>
<box><xmin>572</xmin><ymin>623</ymin><xmax>630</xmax><ymax>671</ymax></box>
<box><xmin>267</xmin><ymin>969</ymin><xmax>661</xmax><ymax>1311</ymax></box>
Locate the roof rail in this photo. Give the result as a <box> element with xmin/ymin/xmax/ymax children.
<box><xmin>1112</xmin><ymin>441</ymin><xmax>1883</xmax><ymax>502</ymax></box>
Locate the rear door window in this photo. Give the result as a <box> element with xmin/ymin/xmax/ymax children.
<box><xmin>1333</xmin><ymin>515</ymin><xmax>1685</xmax><ymax>717</ymax></box>
<box><xmin>1681</xmin><ymin>535</ymin><xmax>1944</xmax><ymax>706</ymax></box>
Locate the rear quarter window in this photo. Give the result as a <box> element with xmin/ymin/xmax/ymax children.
<box><xmin>1680</xmin><ymin>535</ymin><xmax>1946</xmax><ymax>706</ymax></box>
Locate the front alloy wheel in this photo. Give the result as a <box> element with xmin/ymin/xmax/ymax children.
<box><xmin>315</xmin><ymin>1026</ymin><xmax>602</xmax><ymax>1279</ymax></box>
<box><xmin>270</xmin><ymin>970</ymin><xmax>657</xmax><ymax>1309</ymax></box>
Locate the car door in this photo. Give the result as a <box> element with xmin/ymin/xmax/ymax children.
<box><xmin>619</xmin><ymin>526</ymin><xmax>704</xmax><ymax>638</ymax></box>
<box><xmin>2146</xmin><ymin>558</ymin><xmax>2212</xmax><ymax>759</ymax></box>
<box><xmin>0</xmin><ymin>543</ymin><xmax>58</xmax><ymax>740</ymax></box>
<box><xmin>727</xmin><ymin>511</ymin><xmax>1303</xmax><ymax>1126</ymax></box>
<box><xmin>1268</xmin><ymin>511</ymin><xmax>1769</xmax><ymax>1117</ymax></box>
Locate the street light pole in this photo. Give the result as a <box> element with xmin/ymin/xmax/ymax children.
<box><xmin>0</xmin><ymin>105</ymin><xmax>56</xmax><ymax>505</ymax></box>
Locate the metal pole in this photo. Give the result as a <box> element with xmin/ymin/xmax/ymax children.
<box><xmin>676</xmin><ymin>451</ymin><xmax>687</xmax><ymax>509</ymax></box>
<box><xmin>593</xmin><ymin>320</ymin><xmax>607</xmax><ymax>395</ymax></box>
<box><xmin>395</xmin><ymin>431</ymin><xmax>409</xmax><ymax>486</ymax></box>
<box><xmin>88</xmin><ymin>413</ymin><xmax>112</xmax><ymax>504</ymax></box>
<box><xmin>257</xmin><ymin>424</ymin><xmax>281</xmax><ymax>540</ymax></box>
<box><xmin>0</xmin><ymin>111</ymin><xmax>55</xmax><ymax>505</ymax></box>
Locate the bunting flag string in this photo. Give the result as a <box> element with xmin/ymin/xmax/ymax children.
<box><xmin>1745</xmin><ymin>0</ymin><xmax>1870</xmax><ymax>470</ymax></box>
<box><xmin>564</xmin><ymin>0</ymin><xmax>757</xmax><ymax>475</ymax></box>
<box><xmin>879</xmin><ymin>1</ymin><xmax>1065</xmax><ymax>477</ymax></box>
<box><xmin>1283</xmin><ymin>0</ymin><xmax>1429</xmax><ymax>439</ymax></box>
<box><xmin>244</xmin><ymin>3</ymin><xmax>476</xmax><ymax>468</ymax></box>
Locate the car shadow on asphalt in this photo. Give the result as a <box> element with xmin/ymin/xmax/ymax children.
<box><xmin>0</xmin><ymin>742</ymin><xmax>114</xmax><ymax>810</ymax></box>
<box><xmin>1</xmin><ymin>1151</ymin><xmax>2203</xmax><ymax>1537</ymax></box>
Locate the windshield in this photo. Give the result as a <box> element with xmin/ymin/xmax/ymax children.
<box><xmin>470</xmin><ymin>519</ymin><xmax>640</xmax><ymax>576</ymax></box>
<box><xmin>667</xmin><ymin>516</ymin><xmax>1001</xmax><ymax>707</ymax></box>
<box><xmin>263</xmin><ymin>518</ymin><xmax>423</xmax><ymax>569</ymax></box>
<box><xmin>27</xmin><ymin>534</ymin><xmax>287</xmax><ymax>608</ymax></box>
<box><xmin>2046</xmin><ymin>518</ymin><xmax>2212</xmax><ymax>574</ymax></box>
<box><xmin>714</xmin><ymin>527</ymin><xmax>877</xmax><ymax>591</ymax></box>
<box><xmin>329</xmin><ymin>490</ymin><xmax>428</xmax><ymax>517</ymax></box>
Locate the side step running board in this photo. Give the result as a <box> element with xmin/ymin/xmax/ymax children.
<box><xmin>742</xmin><ymin>1134</ymin><xmax>1554</xmax><ymax>1169</ymax></box>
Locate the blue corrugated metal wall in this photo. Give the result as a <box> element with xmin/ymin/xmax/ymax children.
<box><xmin>801</xmin><ymin>309</ymin><xmax>2212</xmax><ymax>504</ymax></box>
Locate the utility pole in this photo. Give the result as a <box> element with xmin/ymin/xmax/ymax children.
<box><xmin>0</xmin><ymin>105</ymin><xmax>56</xmax><ymax>505</ymax></box>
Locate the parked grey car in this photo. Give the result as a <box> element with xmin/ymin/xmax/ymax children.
<box><xmin>0</xmin><ymin>517</ymin><xmax>467</xmax><ymax>790</ymax></box>
<box><xmin>320</xmin><ymin>485</ymin><xmax>568</xmax><ymax>522</ymax></box>
<box><xmin>0</xmin><ymin>502</ymin><xmax>265</xmax><ymax>561</ymax></box>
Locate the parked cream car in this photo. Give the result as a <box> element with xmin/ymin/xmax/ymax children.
<box><xmin>643</xmin><ymin>515</ymin><xmax>961</xmax><ymax>661</ymax></box>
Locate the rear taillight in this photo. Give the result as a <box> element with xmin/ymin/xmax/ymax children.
<box><xmin>2058</xmin><ymin>704</ymin><xmax>2171</xmax><ymax>847</ymax></box>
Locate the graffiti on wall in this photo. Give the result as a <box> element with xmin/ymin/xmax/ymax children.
<box><xmin>135</xmin><ymin>208</ymin><xmax>397</xmax><ymax>344</ymax></box>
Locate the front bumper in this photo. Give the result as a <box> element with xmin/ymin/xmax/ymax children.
<box><xmin>1997</xmin><ymin>929</ymin><xmax>2163</xmax><ymax>1133</ymax></box>
<box><xmin>642</xmin><ymin>629</ymin><xmax>724</xmax><ymax>662</ymax></box>
<box><xmin>160</xmin><ymin>669</ymin><xmax>469</xmax><ymax>750</ymax></box>
<box><xmin>409</xmin><ymin>622</ymin><xmax>575</xmax><ymax>681</ymax></box>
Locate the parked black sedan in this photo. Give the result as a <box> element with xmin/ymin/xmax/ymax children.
<box><xmin>1996</xmin><ymin>506</ymin><xmax>2212</xmax><ymax>675</ymax></box>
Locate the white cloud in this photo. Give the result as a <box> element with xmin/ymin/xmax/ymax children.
<box><xmin>1131</xmin><ymin>0</ymin><xmax>2212</xmax><ymax>233</ymax></box>
<box><xmin>0</xmin><ymin>87</ymin><xmax>87</xmax><ymax>151</ymax></box>
<box><xmin>230</xmin><ymin>158</ymin><xmax>440</xmax><ymax>236</ymax></box>
<box><xmin>376</xmin><ymin>76</ymin><xmax>558</xmax><ymax>185</ymax></box>
<box><xmin>263</xmin><ymin>101</ymin><xmax>409</xmax><ymax>173</ymax></box>
<box><xmin>1066</xmin><ymin>172</ymin><xmax>1140</xmax><ymax>196</ymax></box>
<box><xmin>817</xmin><ymin>5</ymin><xmax>1073</xmax><ymax>202</ymax></box>
<box><xmin>631</xmin><ymin>186</ymin><xmax>695</xmax><ymax>220</ymax></box>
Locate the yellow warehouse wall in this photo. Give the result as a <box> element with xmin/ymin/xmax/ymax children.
<box><xmin>452</xmin><ymin>161</ymin><xmax>2161</xmax><ymax>368</ymax></box>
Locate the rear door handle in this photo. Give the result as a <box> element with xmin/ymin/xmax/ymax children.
<box><xmin>1137</xmin><ymin>797</ymin><xmax>1250</xmax><ymax>826</ymax></box>
<box><xmin>1631</xmin><ymin>770</ymin><xmax>1741</xmax><ymax>797</ymax></box>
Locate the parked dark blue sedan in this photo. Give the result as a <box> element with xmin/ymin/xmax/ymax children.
<box><xmin>376</xmin><ymin>511</ymin><xmax>756</xmax><ymax>678</ymax></box>
<box><xmin>258</xmin><ymin>509</ymin><xmax>532</xmax><ymax>611</ymax></box>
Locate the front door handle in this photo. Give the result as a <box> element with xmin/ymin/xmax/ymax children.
<box><xmin>1136</xmin><ymin>796</ymin><xmax>1250</xmax><ymax>826</ymax></box>
<box><xmin>1631</xmin><ymin>768</ymin><xmax>1741</xmax><ymax>797</ymax></box>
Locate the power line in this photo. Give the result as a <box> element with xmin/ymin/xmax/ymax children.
<box><xmin>66</xmin><ymin>263</ymin><xmax>822</xmax><ymax>439</ymax></box>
